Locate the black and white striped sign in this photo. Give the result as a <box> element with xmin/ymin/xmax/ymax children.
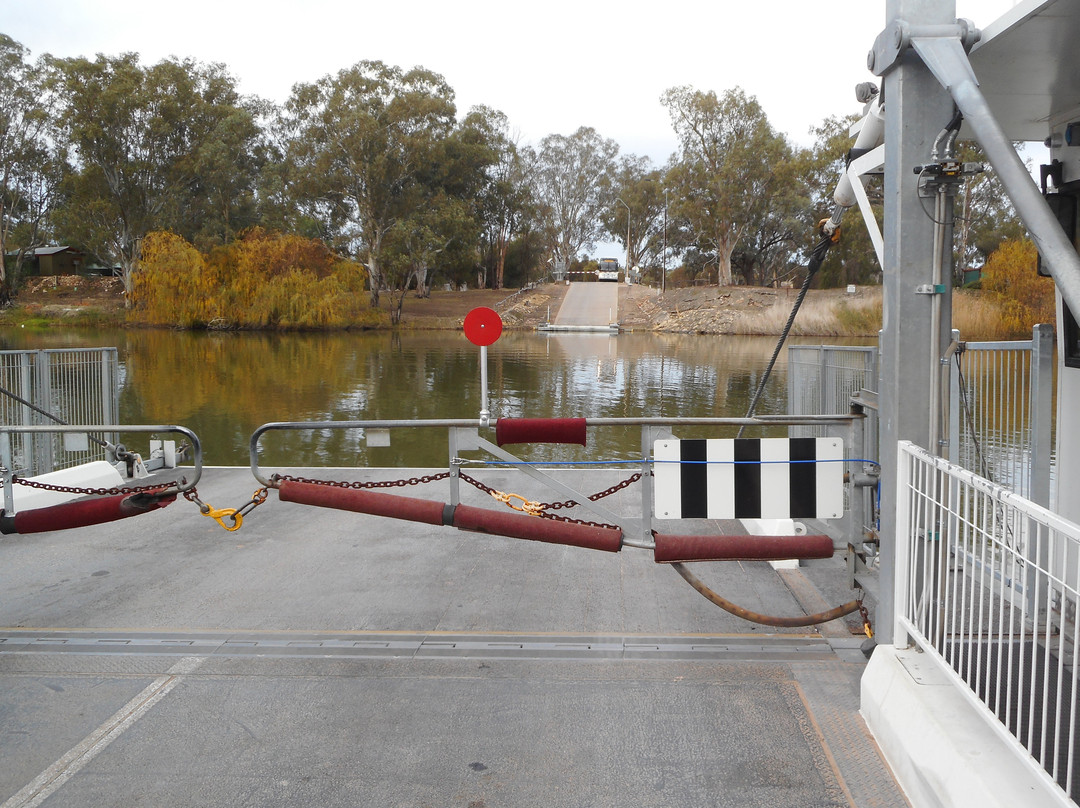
<box><xmin>653</xmin><ymin>437</ymin><xmax>844</xmax><ymax>520</ymax></box>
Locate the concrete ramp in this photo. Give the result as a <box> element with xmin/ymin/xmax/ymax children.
<box><xmin>544</xmin><ymin>282</ymin><xmax>619</xmax><ymax>331</ymax></box>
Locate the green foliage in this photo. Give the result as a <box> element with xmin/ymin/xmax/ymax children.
<box><xmin>532</xmin><ymin>127</ymin><xmax>619</xmax><ymax>267</ymax></box>
<box><xmin>50</xmin><ymin>52</ymin><xmax>262</xmax><ymax>297</ymax></box>
<box><xmin>0</xmin><ymin>35</ymin><xmax>67</xmax><ymax>300</ymax></box>
<box><xmin>663</xmin><ymin>86</ymin><xmax>797</xmax><ymax>286</ymax></box>
<box><xmin>131</xmin><ymin>229</ymin><xmax>372</xmax><ymax>329</ymax></box>
<box><xmin>281</xmin><ymin>60</ymin><xmax>459</xmax><ymax>306</ymax></box>
<box><xmin>602</xmin><ymin>155</ymin><xmax>667</xmax><ymax>275</ymax></box>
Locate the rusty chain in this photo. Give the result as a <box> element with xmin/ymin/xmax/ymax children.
<box><xmin>11</xmin><ymin>474</ymin><xmax>178</xmax><ymax>498</ymax></box>
<box><xmin>458</xmin><ymin>471</ymin><xmax>639</xmax><ymax>531</ymax></box>
<box><xmin>10</xmin><ymin>474</ymin><xmax>269</xmax><ymax>533</ymax></box>
<box><xmin>13</xmin><ymin>467</ymin><xmax>635</xmax><ymax>535</ymax></box>
<box><xmin>270</xmin><ymin>472</ymin><xmax>451</xmax><ymax>489</ymax></box>
<box><xmin>858</xmin><ymin>596</ymin><xmax>874</xmax><ymax>639</ymax></box>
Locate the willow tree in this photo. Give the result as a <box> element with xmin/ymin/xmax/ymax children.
<box><xmin>281</xmin><ymin>60</ymin><xmax>457</xmax><ymax>307</ymax></box>
<box><xmin>663</xmin><ymin>85</ymin><xmax>794</xmax><ymax>286</ymax></box>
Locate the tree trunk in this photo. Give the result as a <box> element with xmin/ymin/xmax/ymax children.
<box><xmin>367</xmin><ymin>257</ymin><xmax>382</xmax><ymax>307</ymax></box>
<box><xmin>414</xmin><ymin>266</ymin><xmax>430</xmax><ymax>299</ymax></box>
<box><xmin>716</xmin><ymin>233</ymin><xmax>736</xmax><ymax>286</ymax></box>
<box><xmin>494</xmin><ymin>227</ymin><xmax>508</xmax><ymax>290</ymax></box>
<box><xmin>390</xmin><ymin>288</ymin><xmax>405</xmax><ymax>325</ymax></box>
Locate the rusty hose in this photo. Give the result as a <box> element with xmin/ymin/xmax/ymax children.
<box><xmin>671</xmin><ymin>562</ymin><xmax>862</xmax><ymax>628</ymax></box>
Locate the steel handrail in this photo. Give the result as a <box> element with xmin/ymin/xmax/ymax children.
<box><xmin>1</xmin><ymin>424</ymin><xmax>203</xmax><ymax>495</ymax></box>
<box><xmin>248</xmin><ymin>414</ymin><xmax>861</xmax><ymax>486</ymax></box>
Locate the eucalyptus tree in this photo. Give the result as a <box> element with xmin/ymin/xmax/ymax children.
<box><xmin>662</xmin><ymin>85</ymin><xmax>794</xmax><ymax>286</ymax></box>
<box><xmin>532</xmin><ymin>126</ymin><xmax>619</xmax><ymax>269</ymax></box>
<box><xmin>52</xmin><ymin>52</ymin><xmax>259</xmax><ymax>297</ymax></box>
<box><xmin>800</xmin><ymin>114</ymin><xmax>883</xmax><ymax>287</ymax></box>
<box><xmin>0</xmin><ymin>35</ymin><xmax>67</xmax><ymax>300</ymax></box>
<box><xmin>467</xmin><ymin>106</ymin><xmax>535</xmax><ymax>290</ymax></box>
<box><xmin>601</xmin><ymin>154</ymin><xmax>668</xmax><ymax>276</ymax></box>
<box><xmin>280</xmin><ymin>60</ymin><xmax>457</xmax><ymax>306</ymax></box>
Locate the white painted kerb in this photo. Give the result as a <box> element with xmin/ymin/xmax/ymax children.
<box><xmin>861</xmin><ymin>644</ymin><xmax>1070</xmax><ymax>808</ymax></box>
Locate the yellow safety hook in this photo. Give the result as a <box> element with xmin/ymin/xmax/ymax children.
<box><xmin>489</xmin><ymin>490</ymin><xmax>544</xmax><ymax>517</ymax></box>
<box><xmin>200</xmin><ymin>505</ymin><xmax>243</xmax><ymax>532</ymax></box>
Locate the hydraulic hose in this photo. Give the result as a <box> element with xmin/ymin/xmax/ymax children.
<box><xmin>671</xmin><ymin>561</ymin><xmax>861</xmax><ymax>628</ymax></box>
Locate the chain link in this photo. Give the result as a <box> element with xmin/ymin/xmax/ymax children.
<box><xmin>271</xmin><ymin>472</ymin><xmax>451</xmax><ymax>490</ymax></box>
<box><xmin>458</xmin><ymin>471</ymin><xmax>639</xmax><ymax>531</ymax></box>
<box><xmin>858</xmin><ymin>597</ymin><xmax>874</xmax><ymax>639</ymax></box>
<box><xmin>11</xmin><ymin>474</ymin><xmax>177</xmax><ymax>498</ymax></box>
<box><xmin>536</xmin><ymin>473</ymin><xmax>642</xmax><ymax>512</ymax></box>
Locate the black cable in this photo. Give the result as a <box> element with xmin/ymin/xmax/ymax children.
<box><xmin>738</xmin><ymin>233</ymin><xmax>833</xmax><ymax>436</ymax></box>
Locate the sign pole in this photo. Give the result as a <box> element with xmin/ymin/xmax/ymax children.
<box><xmin>463</xmin><ymin>307</ymin><xmax>504</xmax><ymax>427</ymax></box>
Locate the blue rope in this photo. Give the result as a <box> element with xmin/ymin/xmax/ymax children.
<box><xmin>470</xmin><ymin>457</ymin><xmax>881</xmax><ymax>467</ymax></box>
<box><xmin>652</xmin><ymin>458</ymin><xmax>881</xmax><ymax>466</ymax></box>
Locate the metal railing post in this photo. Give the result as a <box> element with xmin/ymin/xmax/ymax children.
<box><xmin>1</xmin><ymin>432</ymin><xmax>13</xmax><ymax>513</ymax></box>
<box><xmin>32</xmin><ymin>350</ymin><xmax>52</xmax><ymax>474</ymax></box>
<box><xmin>948</xmin><ymin>329</ymin><xmax>961</xmax><ymax>465</ymax></box>
<box><xmin>893</xmin><ymin>442</ymin><xmax>914</xmax><ymax>648</ymax></box>
<box><xmin>1029</xmin><ymin>323</ymin><xmax>1054</xmax><ymax>509</ymax></box>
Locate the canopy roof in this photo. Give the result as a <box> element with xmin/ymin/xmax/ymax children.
<box><xmin>967</xmin><ymin>0</ymin><xmax>1080</xmax><ymax>141</ymax></box>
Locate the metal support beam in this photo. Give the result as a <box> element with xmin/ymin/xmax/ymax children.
<box><xmin>910</xmin><ymin>34</ymin><xmax>1080</xmax><ymax>320</ymax></box>
<box><xmin>877</xmin><ymin>0</ymin><xmax>958</xmax><ymax>646</ymax></box>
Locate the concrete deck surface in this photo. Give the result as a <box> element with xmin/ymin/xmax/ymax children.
<box><xmin>0</xmin><ymin>467</ymin><xmax>908</xmax><ymax>807</ymax></box>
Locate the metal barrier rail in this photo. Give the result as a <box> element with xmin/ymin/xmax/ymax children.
<box><xmin>250</xmin><ymin>414</ymin><xmax>866</xmax><ymax>545</ymax></box>
<box><xmin>1</xmin><ymin>425</ymin><xmax>203</xmax><ymax>511</ymax></box>
<box><xmin>0</xmin><ymin>347</ymin><xmax>119</xmax><ymax>476</ymax></box>
<box><xmin>895</xmin><ymin>440</ymin><xmax>1080</xmax><ymax>804</ymax></box>
<box><xmin>950</xmin><ymin>324</ymin><xmax>1055</xmax><ymax>507</ymax></box>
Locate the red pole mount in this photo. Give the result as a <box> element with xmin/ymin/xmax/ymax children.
<box><xmin>652</xmin><ymin>532</ymin><xmax>834</xmax><ymax>563</ymax></box>
<box><xmin>1</xmin><ymin>491</ymin><xmax>176</xmax><ymax>535</ymax></box>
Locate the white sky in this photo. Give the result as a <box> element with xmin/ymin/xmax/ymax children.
<box><xmin>3</xmin><ymin>0</ymin><xmax>1024</xmax><ymax>166</ymax></box>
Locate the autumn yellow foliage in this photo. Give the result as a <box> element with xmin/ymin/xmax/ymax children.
<box><xmin>976</xmin><ymin>238</ymin><xmax>1056</xmax><ymax>338</ymax></box>
<box><xmin>131</xmin><ymin>229</ymin><xmax>376</xmax><ymax>329</ymax></box>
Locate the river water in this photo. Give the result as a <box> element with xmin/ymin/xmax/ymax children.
<box><xmin>1</xmin><ymin>327</ymin><xmax>870</xmax><ymax>469</ymax></box>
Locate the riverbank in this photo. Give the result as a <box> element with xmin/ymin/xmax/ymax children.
<box><xmin>2</xmin><ymin>276</ymin><xmax>888</xmax><ymax>336</ymax></box>
<box><xmin>0</xmin><ymin>276</ymin><xmax>1027</xmax><ymax>340</ymax></box>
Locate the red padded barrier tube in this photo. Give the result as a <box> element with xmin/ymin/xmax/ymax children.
<box><xmin>277</xmin><ymin>480</ymin><xmax>448</xmax><ymax>526</ymax></box>
<box><xmin>452</xmin><ymin>503</ymin><xmax>622</xmax><ymax>552</ymax></box>
<box><xmin>277</xmin><ymin>479</ymin><xmax>621</xmax><ymax>552</ymax></box>
<box><xmin>653</xmin><ymin>532</ymin><xmax>834</xmax><ymax>563</ymax></box>
<box><xmin>7</xmin><ymin>492</ymin><xmax>175</xmax><ymax>535</ymax></box>
<box><xmin>495</xmin><ymin>418</ymin><xmax>587</xmax><ymax>447</ymax></box>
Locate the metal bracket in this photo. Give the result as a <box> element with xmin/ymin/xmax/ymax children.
<box><xmin>847</xmin><ymin>543</ymin><xmax>881</xmax><ymax>602</ymax></box>
<box><xmin>867</xmin><ymin>18</ymin><xmax>979</xmax><ymax>77</ymax></box>
<box><xmin>915</xmin><ymin>284</ymin><xmax>947</xmax><ymax>295</ymax></box>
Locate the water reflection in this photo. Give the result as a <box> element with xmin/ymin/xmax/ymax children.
<box><xmin>1</xmin><ymin>327</ymin><xmax>865</xmax><ymax>468</ymax></box>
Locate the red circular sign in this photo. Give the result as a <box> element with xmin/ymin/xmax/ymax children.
<box><xmin>463</xmin><ymin>307</ymin><xmax>503</xmax><ymax>346</ymax></box>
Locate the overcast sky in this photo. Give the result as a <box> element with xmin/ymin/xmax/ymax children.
<box><xmin>4</xmin><ymin>0</ymin><xmax>1023</xmax><ymax>167</ymax></box>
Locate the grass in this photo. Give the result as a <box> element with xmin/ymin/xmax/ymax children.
<box><xmin>731</xmin><ymin>288</ymin><xmax>884</xmax><ymax>337</ymax></box>
<box><xmin>730</xmin><ymin>286</ymin><xmax>1052</xmax><ymax>341</ymax></box>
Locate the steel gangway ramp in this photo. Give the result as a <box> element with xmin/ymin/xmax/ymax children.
<box><xmin>0</xmin><ymin>466</ymin><xmax>908</xmax><ymax>808</ymax></box>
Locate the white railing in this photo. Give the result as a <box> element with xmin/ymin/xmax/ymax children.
<box><xmin>896</xmin><ymin>440</ymin><xmax>1080</xmax><ymax>804</ymax></box>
